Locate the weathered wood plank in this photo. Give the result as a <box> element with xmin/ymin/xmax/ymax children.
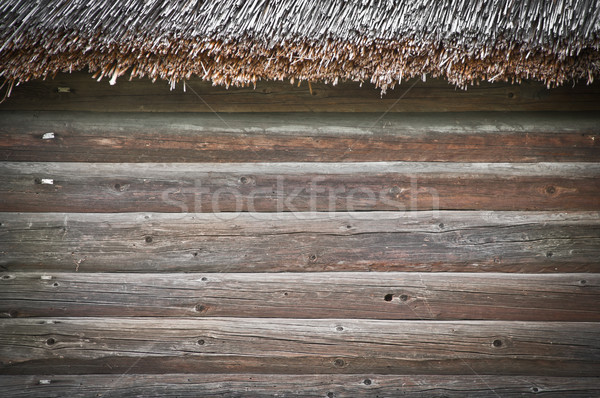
<box><xmin>1</xmin><ymin>162</ymin><xmax>598</xmax><ymax>212</ymax></box>
<box><xmin>1</xmin><ymin>374</ymin><xmax>599</xmax><ymax>397</ymax></box>
<box><xmin>1</xmin><ymin>272</ymin><xmax>597</xmax><ymax>321</ymax></box>
<box><xmin>1</xmin><ymin>318</ymin><xmax>598</xmax><ymax>376</ymax></box>
<box><xmin>1</xmin><ymin>111</ymin><xmax>598</xmax><ymax>162</ymax></box>
<box><xmin>1</xmin><ymin>73</ymin><xmax>600</xmax><ymax>113</ymax></box>
<box><xmin>1</xmin><ymin>211</ymin><xmax>598</xmax><ymax>273</ymax></box>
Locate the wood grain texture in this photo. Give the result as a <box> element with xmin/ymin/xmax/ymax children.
<box><xmin>1</xmin><ymin>318</ymin><xmax>599</xmax><ymax>376</ymax></box>
<box><xmin>1</xmin><ymin>162</ymin><xmax>598</xmax><ymax>212</ymax></box>
<box><xmin>1</xmin><ymin>374</ymin><xmax>599</xmax><ymax>397</ymax></box>
<box><xmin>1</xmin><ymin>73</ymin><xmax>600</xmax><ymax>113</ymax></box>
<box><xmin>2</xmin><ymin>71</ymin><xmax>600</xmax><ymax>393</ymax></box>
<box><xmin>1</xmin><ymin>272</ymin><xmax>597</xmax><ymax>321</ymax></box>
<box><xmin>1</xmin><ymin>111</ymin><xmax>599</xmax><ymax>163</ymax></box>
<box><xmin>1</xmin><ymin>211</ymin><xmax>598</xmax><ymax>273</ymax></box>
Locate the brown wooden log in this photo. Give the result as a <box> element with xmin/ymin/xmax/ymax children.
<box><xmin>1</xmin><ymin>272</ymin><xmax>597</xmax><ymax>321</ymax></box>
<box><xmin>1</xmin><ymin>211</ymin><xmax>598</xmax><ymax>273</ymax></box>
<box><xmin>1</xmin><ymin>162</ymin><xmax>598</xmax><ymax>212</ymax></box>
<box><xmin>1</xmin><ymin>374</ymin><xmax>599</xmax><ymax>397</ymax></box>
<box><xmin>1</xmin><ymin>73</ymin><xmax>599</xmax><ymax>113</ymax></box>
<box><xmin>1</xmin><ymin>111</ymin><xmax>598</xmax><ymax>163</ymax></box>
<box><xmin>1</xmin><ymin>318</ymin><xmax>598</xmax><ymax>376</ymax></box>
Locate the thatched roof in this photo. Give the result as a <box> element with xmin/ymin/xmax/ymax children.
<box><xmin>1</xmin><ymin>0</ymin><xmax>599</xmax><ymax>94</ymax></box>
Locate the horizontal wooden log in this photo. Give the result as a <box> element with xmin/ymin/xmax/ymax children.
<box><xmin>1</xmin><ymin>73</ymin><xmax>600</xmax><ymax>113</ymax></box>
<box><xmin>0</xmin><ymin>272</ymin><xmax>597</xmax><ymax>321</ymax></box>
<box><xmin>2</xmin><ymin>374</ymin><xmax>599</xmax><ymax>397</ymax></box>
<box><xmin>1</xmin><ymin>318</ymin><xmax>598</xmax><ymax>376</ymax></box>
<box><xmin>1</xmin><ymin>111</ymin><xmax>598</xmax><ymax>163</ymax></box>
<box><xmin>1</xmin><ymin>211</ymin><xmax>598</xmax><ymax>273</ymax></box>
<box><xmin>1</xmin><ymin>162</ymin><xmax>598</xmax><ymax>212</ymax></box>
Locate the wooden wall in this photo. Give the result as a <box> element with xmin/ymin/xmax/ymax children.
<box><xmin>2</xmin><ymin>72</ymin><xmax>600</xmax><ymax>113</ymax></box>
<box><xmin>1</xmin><ymin>72</ymin><xmax>599</xmax><ymax>396</ymax></box>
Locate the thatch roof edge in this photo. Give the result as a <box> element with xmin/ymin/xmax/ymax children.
<box><xmin>1</xmin><ymin>0</ymin><xmax>599</xmax><ymax>94</ymax></box>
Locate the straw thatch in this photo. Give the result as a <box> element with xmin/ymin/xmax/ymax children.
<box><xmin>1</xmin><ymin>0</ymin><xmax>599</xmax><ymax>94</ymax></box>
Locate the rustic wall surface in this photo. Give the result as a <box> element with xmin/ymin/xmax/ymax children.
<box><xmin>0</xmin><ymin>73</ymin><xmax>599</xmax><ymax>397</ymax></box>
